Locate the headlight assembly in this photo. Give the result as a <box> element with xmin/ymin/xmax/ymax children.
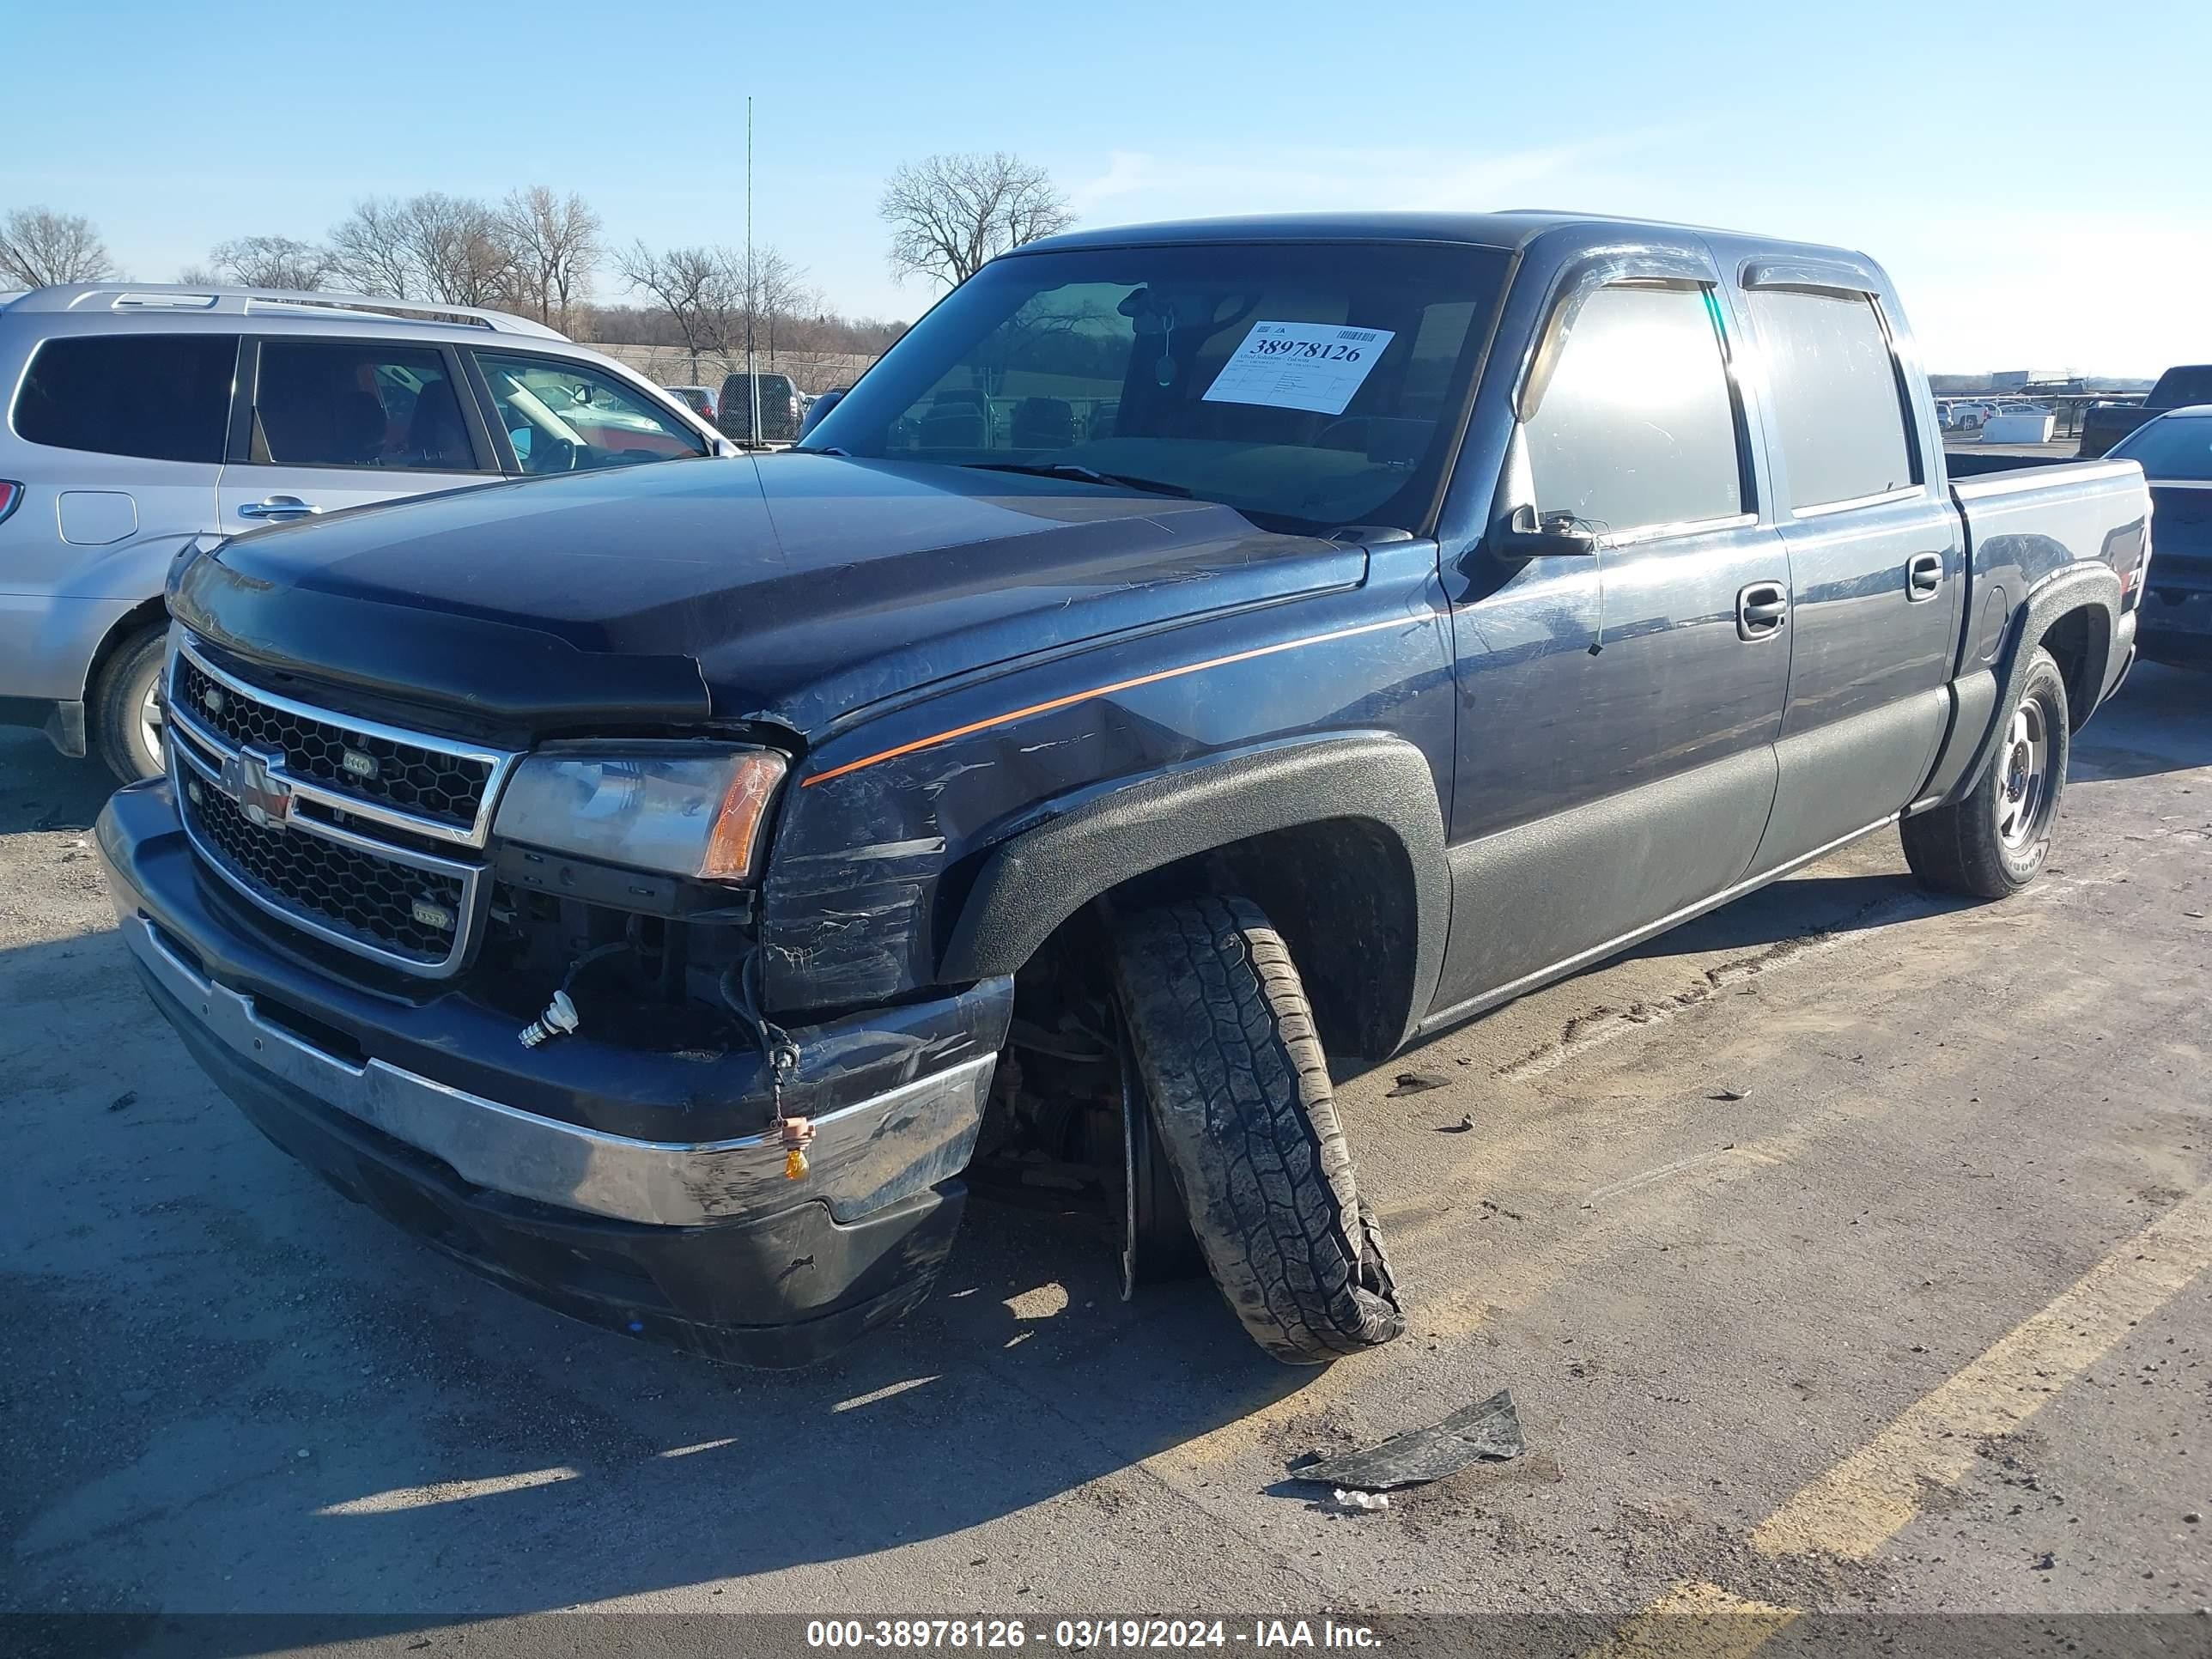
<box><xmin>491</xmin><ymin>744</ymin><xmax>787</xmax><ymax>883</ymax></box>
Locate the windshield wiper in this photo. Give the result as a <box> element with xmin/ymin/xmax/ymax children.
<box><xmin>959</xmin><ymin>460</ymin><xmax>1193</xmax><ymax>499</ymax></box>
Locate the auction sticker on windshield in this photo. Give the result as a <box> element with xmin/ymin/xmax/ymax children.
<box><xmin>1202</xmin><ymin>321</ymin><xmax>1395</xmax><ymax>416</ymax></box>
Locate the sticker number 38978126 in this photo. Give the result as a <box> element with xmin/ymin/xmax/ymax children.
<box><xmin>1201</xmin><ymin>320</ymin><xmax>1396</xmax><ymax>416</ymax></box>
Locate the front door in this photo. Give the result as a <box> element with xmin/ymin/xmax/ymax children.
<box><xmin>216</xmin><ymin>337</ymin><xmax>499</xmax><ymax>532</ymax></box>
<box><xmin>1432</xmin><ymin>274</ymin><xmax>1791</xmax><ymax>1023</ymax></box>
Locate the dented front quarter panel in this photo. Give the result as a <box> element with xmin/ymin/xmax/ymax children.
<box><xmin>760</xmin><ymin>539</ymin><xmax>1456</xmax><ymax>1016</ymax></box>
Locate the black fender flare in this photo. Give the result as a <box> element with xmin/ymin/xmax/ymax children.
<box><xmin>1942</xmin><ymin>562</ymin><xmax>2120</xmax><ymax>809</ymax></box>
<box><xmin>939</xmin><ymin>733</ymin><xmax>1449</xmax><ymax>1051</ymax></box>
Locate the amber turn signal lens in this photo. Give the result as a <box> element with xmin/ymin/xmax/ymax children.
<box><xmin>701</xmin><ymin>751</ymin><xmax>787</xmax><ymax>880</ymax></box>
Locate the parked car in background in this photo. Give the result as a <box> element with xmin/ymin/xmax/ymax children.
<box><xmin>665</xmin><ymin>384</ymin><xmax>719</xmax><ymax>422</ymax></box>
<box><xmin>0</xmin><ymin>285</ymin><xmax>731</xmax><ymax>781</ymax></box>
<box><xmin>2109</xmin><ymin>406</ymin><xmax>2211</xmax><ymax>667</ymax></box>
<box><xmin>716</xmin><ymin>371</ymin><xmax>807</xmax><ymax>442</ymax></box>
<box><xmin>2079</xmin><ymin>365</ymin><xmax>2212</xmax><ymax>458</ymax></box>
<box><xmin>100</xmin><ymin>210</ymin><xmax>2148</xmax><ymax>1371</ymax></box>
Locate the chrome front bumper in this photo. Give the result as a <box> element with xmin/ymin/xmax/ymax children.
<box><xmin>118</xmin><ymin>909</ymin><xmax>994</xmax><ymax>1228</ymax></box>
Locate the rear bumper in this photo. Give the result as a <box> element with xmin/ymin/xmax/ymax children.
<box><xmin>98</xmin><ymin>778</ymin><xmax>1008</xmax><ymax>1367</ymax></box>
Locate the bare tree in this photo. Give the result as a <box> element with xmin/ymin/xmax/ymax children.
<box><xmin>878</xmin><ymin>153</ymin><xmax>1074</xmax><ymax>289</ymax></box>
<box><xmin>617</xmin><ymin>242</ymin><xmax>740</xmax><ymax>380</ymax></box>
<box><xmin>209</xmin><ymin>234</ymin><xmax>337</xmax><ymax>290</ymax></box>
<box><xmin>329</xmin><ymin>197</ymin><xmax>418</xmax><ymax>298</ymax></box>
<box><xmin>732</xmin><ymin>245</ymin><xmax>818</xmax><ymax>366</ymax></box>
<box><xmin>0</xmin><ymin>207</ymin><xmax>117</xmax><ymax>287</ymax></box>
<box><xmin>400</xmin><ymin>193</ymin><xmax>520</xmax><ymax>309</ymax></box>
<box><xmin>501</xmin><ymin>186</ymin><xmax>601</xmax><ymax>333</ymax></box>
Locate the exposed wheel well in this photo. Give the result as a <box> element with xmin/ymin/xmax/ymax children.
<box><xmin>2036</xmin><ymin>605</ymin><xmax>2107</xmax><ymax>731</ymax></box>
<box><xmin>1012</xmin><ymin>817</ymin><xmax>1420</xmax><ymax>1065</ymax></box>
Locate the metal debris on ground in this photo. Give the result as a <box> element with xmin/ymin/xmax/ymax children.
<box><xmin>1294</xmin><ymin>1388</ymin><xmax>1524</xmax><ymax>1492</ymax></box>
<box><xmin>1437</xmin><ymin>1114</ymin><xmax>1477</xmax><ymax>1133</ymax></box>
<box><xmin>1388</xmin><ymin>1071</ymin><xmax>1450</xmax><ymax>1097</ymax></box>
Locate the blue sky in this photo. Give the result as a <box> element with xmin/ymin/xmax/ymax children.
<box><xmin>7</xmin><ymin>0</ymin><xmax>2205</xmax><ymax>374</ymax></box>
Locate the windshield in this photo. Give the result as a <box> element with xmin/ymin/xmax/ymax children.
<box><xmin>805</xmin><ymin>241</ymin><xmax>1511</xmax><ymax>536</ymax></box>
<box><xmin>2111</xmin><ymin>414</ymin><xmax>2212</xmax><ymax>481</ymax></box>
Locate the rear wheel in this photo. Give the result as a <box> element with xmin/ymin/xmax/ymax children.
<box><xmin>92</xmin><ymin>623</ymin><xmax>167</xmax><ymax>784</ymax></box>
<box><xmin>1901</xmin><ymin>646</ymin><xmax>2070</xmax><ymax>898</ymax></box>
<box><xmin>1111</xmin><ymin>894</ymin><xmax>1404</xmax><ymax>1364</ymax></box>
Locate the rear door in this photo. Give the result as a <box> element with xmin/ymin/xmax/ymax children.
<box><xmin>1732</xmin><ymin>267</ymin><xmax>1963</xmax><ymax>873</ymax></box>
<box><xmin>1435</xmin><ymin>263</ymin><xmax>1791</xmax><ymax>1018</ymax></box>
<box><xmin>2</xmin><ymin>330</ymin><xmax>234</xmax><ymax>592</ymax></box>
<box><xmin>216</xmin><ymin>337</ymin><xmax>500</xmax><ymax>530</ymax></box>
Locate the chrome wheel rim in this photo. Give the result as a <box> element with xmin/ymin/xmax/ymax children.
<box><xmin>138</xmin><ymin>679</ymin><xmax>165</xmax><ymax>767</ymax></box>
<box><xmin>1996</xmin><ymin>697</ymin><xmax>2051</xmax><ymax>850</ymax></box>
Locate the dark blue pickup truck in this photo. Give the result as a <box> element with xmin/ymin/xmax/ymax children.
<box><xmin>98</xmin><ymin>212</ymin><xmax>2154</xmax><ymax>1368</ymax></box>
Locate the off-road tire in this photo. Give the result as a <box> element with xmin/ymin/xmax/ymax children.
<box><xmin>1111</xmin><ymin>895</ymin><xmax>1404</xmax><ymax>1364</ymax></box>
<box><xmin>1901</xmin><ymin>646</ymin><xmax>2070</xmax><ymax>899</ymax></box>
<box><xmin>92</xmin><ymin>624</ymin><xmax>167</xmax><ymax>784</ymax></box>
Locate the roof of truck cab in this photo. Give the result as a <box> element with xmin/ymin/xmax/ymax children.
<box><xmin>1016</xmin><ymin>210</ymin><xmax>1868</xmax><ymax>267</ymax></box>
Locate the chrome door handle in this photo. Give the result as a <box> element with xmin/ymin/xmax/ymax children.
<box><xmin>1906</xmin><ymin>552</ymin><xmax>1943</xmax><ymax>600</ymax></box>
<box><xmin>1736</xmin><ymin>580</ymin><xmax>1789</xmax><ymax>641</ymax></box>
<box><xmin>238</xmin><ymin>495</ymin><xmax>322</xmax><ymax>521</ymax></box>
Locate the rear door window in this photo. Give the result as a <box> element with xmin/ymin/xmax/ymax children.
<box><xmin>1524</xmin><ymin>282</ymin><xmax>1746</xmax><ymax>535</ymax></box>
<box><xmin>13</xmin><ymin>334</ymin><xmax>238</xmax><ymax>464</ymax></box>
<box><xmin>1747</xmin><ymin>288</ymin><xmax>1917</xmax><ymax>510</ymax></box>
<box><xmin>475</xmin><ymin>352</ymin><xmax>706</xmax><ymax>473</ymax></box>
<box><xmin>252</xmin><ymin>341</ymin><xmax>482</xmax><ymax>471</ymax></box>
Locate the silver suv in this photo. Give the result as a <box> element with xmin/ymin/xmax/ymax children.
<box><xmin>0</xmin><ymin>284</ymin><xmax>732</xmax><ymax>781</ymax></box>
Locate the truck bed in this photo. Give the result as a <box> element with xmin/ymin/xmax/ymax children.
<box><xmin>1950</xmin><ymin>456</ymin><xmax>2151</xmax><ymax>689</ymax></box>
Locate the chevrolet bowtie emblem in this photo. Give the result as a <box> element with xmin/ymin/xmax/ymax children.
<box><xmin>221</xmin><ymin>746</ymin><xmax>293</xmax><ymax>829</ymax></box>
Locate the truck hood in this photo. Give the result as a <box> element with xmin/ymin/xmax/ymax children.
<box><xmin>173</xmin><ymin>454</ymin><xmax>1362</xmax><ymax>738</ymax></box>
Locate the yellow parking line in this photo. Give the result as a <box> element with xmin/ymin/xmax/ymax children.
<box><xmin>1589</xmin><ymin>1181</ymin><xmax>2212</xmax><ymax>1657</ymax></box>
<box><xmin>1750</xmin><ymin>1179</ymin><xmax>2212</xmax><ymax>1560</ymax></box>
<box><xmin>1585</xmin><ymin>1582</ymin><xmax>1799</xmax><ymax>1659</ymax></box>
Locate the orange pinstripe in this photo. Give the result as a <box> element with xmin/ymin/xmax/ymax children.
<box><xmin>799</xmin><ymin>615</ymin><xmax>1414</xmax><ymax>788</ymax></box>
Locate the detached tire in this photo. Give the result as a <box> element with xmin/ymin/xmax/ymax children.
<box><xmin>1111</xmin><ymin>895</ymin><xmax>1404</xmax><ymax>1364</ymax></box>
<box><xmin>1902</xmin><ymin>646</ymin><xmax>2071</xmax><ymax>899</ymax></box>
<box><xmin>92</xmin><ymin>623</ymin><xmax>168</xmax><ymax>784</ymax></box>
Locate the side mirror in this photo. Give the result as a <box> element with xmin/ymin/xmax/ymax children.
<box><xmin>799</xmin><ymin>387</ymin><xmax>845</xmax><ymax>440</ymax></box>
<box><xmin>1495</xmin><ymin>503</ymin><xmax>1598</xmax><ymax>560</ymax></box>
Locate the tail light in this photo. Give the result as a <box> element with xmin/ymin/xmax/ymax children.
<box><xmin>0</xmin><ymin>482</ymin><xmax>21</xmax><ymax>526</ymax></box>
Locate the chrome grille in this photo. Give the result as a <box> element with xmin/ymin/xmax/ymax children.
<box><xmin>171</xmin><ymin>639</ymin><xmax>507</xmax><ymax>843</ymax></box>
<box><xmin>166</xmin><ymin>634</ymin><xmax>512</xmax><ymax>978</ymax></box>
<box><xmin>180</xmin><ymin>764</ymin><xmax>468</xmax><ymax>965</ymax></box>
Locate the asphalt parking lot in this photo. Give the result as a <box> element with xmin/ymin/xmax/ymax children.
<box><xmin>3</xmin><ymin>665</ymin><xmax>2209</xmax><ymax>1647</ymax></box>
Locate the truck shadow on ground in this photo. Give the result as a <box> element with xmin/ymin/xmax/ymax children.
<box><xmin>1616</xmin><ymin>870</ymin><xmax>1969</xmax><ymax>963</ymax></box>
<box><xmin>2069</xmin><ymin>661</ymin><xmax>2212</xmax><ymax>781</ymax></box>
<box><xmin>0</xmin><ymin>738</ymin><xmax>118</xmax><ymax>833</ymax></box>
